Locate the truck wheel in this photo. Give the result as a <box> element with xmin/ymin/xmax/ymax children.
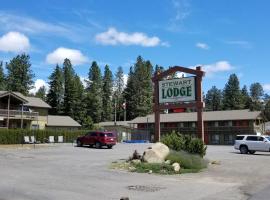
<box><xmin>249</xmin><ymin>150</ymin><xmax>256</xmax><ymax>154</ymax></box>
<box><xmin>107</xmin><ymin>145</ymin><xmax>112</xmax><ymax>149</ymax></box>
<box><xmin>240</xmin><ymin>146</ymin><xmax>248</xmax><ymax>154</ymax></box>
<box><xmin>95</xmin><ymin>142</ymin><xmax>101</xmax><ymax>149</ymax></box>
<box><xmin>77</xmin><ymin>140</ymin><xmax>82</xmax><ymax>147</ymax></box>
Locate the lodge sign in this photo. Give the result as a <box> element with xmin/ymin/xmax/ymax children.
<box><xmin>159</xmin><ymin>77</ymin><xmax>195</xmax><ymax>103</ymax></box>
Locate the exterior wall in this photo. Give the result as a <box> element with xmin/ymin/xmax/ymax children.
<box><xmin>136</xmin><ymin>119</ymin><xmax>259</xmax><ymax>145</ymax></box>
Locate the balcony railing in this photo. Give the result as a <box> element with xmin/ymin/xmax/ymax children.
<box><xmin>0</xmin><ymin>109</ymin><xmax>39</xmax><ymax>120</ymax></box>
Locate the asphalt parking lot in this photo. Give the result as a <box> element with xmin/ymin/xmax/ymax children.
<box><xmin>0</xmin><ymin>143</ymin><xmax>270</xmax><ymax>200</ymax></box>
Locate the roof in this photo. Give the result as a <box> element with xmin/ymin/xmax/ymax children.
<box><xmin>0</xmin><ymin>91</ymin><xmax>51</xmax><ymax>108</ymax></box>
<box><xmin>130</xmin><ymin>110</ymin><xmax>261</xmax><ymax>124</ymax></box>
<box><xmin>98</xmin><ymin>121</ymin><xmax>131</xmax><ymax>127</ymax></box>
<box><xmin>47</xmin><ymin>115</ymin><xmax>81</xmax><ymax>127</ymax></box>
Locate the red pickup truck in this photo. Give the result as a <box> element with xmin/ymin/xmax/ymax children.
<box><xmin>76</xmin><ymin>131</ymin><xmax>116</xmax><ymax>149</ymax></box>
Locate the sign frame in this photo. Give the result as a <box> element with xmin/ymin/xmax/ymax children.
<box><xmin>152</xmin><ymin>66</ymin><xmax>205</xmax><ymax>142</ymax></box>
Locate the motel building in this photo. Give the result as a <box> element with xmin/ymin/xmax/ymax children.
<box><xmin>129</xmin><ymin>109</ymin><xmax>263</xmax><ymax>145</ymax></box>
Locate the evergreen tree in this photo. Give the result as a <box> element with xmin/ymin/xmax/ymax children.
<box><xmin>250</xmin><ymin>82</ymin><xmax>264</xmax><ymax>101</ymax></box>
<box><xmin>35</xmin><ymin>86</ymin><xmax>46</xmax><ymax>101</ymax></box>
<box><xmin>0</xmin><ymin>61</ymin><xmax>6</xmax><ymax>90</ymax></box>
<box><xmin>222</xmin><ymin>74</ymin><xmax>243</xmax><ymax>110</ymax></box>
<box><xmin>63</xmin><ymin>58</ymin><xmax>77</xmax><ymax>117</ymax></box>
<box><xmin>102</xmin><ymin>65</ymin><xmax>113</xmax><ymax>121</ymax></box>
<box><xmin>46</xmin><ymin>65</ymin><xmax>64</xmax><ymax>115</ymax></box>
<box><xmin>6</xmin><ymin>54</ymin><xmax>34</xmax><ymax>95</ymax></box>
<box><xmin>205</xmin><ymin>86</ymin><xmax>222</xmax><ymax>111</ymax></box>
<box><xmin>124</xmin><ymin>67</ymin><xmax>137</xmax><ymax>120</ymax></box>
<box><xmin>72</xmin><ymin>75</ymin><xmax>86</xmax><ymax>125</ymax></box>
<box><xmin>124</xmin><ymin>56</ymin><xmax>153</xmax><ymax>119</ymax></box>
<box><xmin>241</xmin><ymin>85</ymin><xmax>251</xmax><ymax>109</ymax></box>
<box><xmin>86</xmin><ymin>61</ymin><xmax>103</xmax><ymax>123</ymax></box>
<box><xmin>249</xmin><ymin>82</ymin><xmax>264</xmax><ymax>111</ymax></box>
<box><xmin>113</xmin><ymin>66</ymin><xmax>125</xmax><ymax>121</ymax></box>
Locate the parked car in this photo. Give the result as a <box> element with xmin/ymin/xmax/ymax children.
<box><xmin>234</xmin><ymin>135</ymin><xmax>270</xmax><ymax>154</ymax></box>
<box><xmin>76</xmin><ymin>131</ymin><xmax>116</xmax><ymax>149</ymax></box>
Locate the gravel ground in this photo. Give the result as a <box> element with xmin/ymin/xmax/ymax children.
<box><xmin>0</xmin><ymin>143</ymin><xmax>270</xmax><ymax>200</ymax></box>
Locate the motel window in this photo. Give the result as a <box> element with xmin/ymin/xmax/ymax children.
<box><xmin>224</xmin><ymin>134</ymin><xmax>233</xmax><ymax>145</ymax></box>
<box><xmin>211</xmin><ymin>134</ymin><xmax>220</xmax><ymax>144</ymax></box>
<box><xmin>218</xmin><ymin>121</ymin><xmax>228</xmax><ymax>127</ymax></box>
<box><xmin>208</xmin><ymin>121</ymin><xmax>215</xmax><ymax>127</ymax></box>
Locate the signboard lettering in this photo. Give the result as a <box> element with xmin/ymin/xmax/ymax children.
<box><xmin>159</xmin><ymin>77</ymin><xmax>195</xmax><ymax>103</ymax></box>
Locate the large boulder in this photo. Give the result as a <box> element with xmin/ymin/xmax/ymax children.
<box><xmin>142</xmin><ymin>142</ymin><xmax>170</xmax><ymax>163</ymax></box>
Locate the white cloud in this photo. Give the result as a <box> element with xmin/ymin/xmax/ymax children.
<box><xmin>263</xmin><ymin>84</ymin><xmax>270</xmax><ymax>92</ymax></box>
<box><xmin>95</xmin><ymin>27</ymin><xmax>166</xmax><ymax>47</ymax></box>
<box><xmin>30</xmin><ymin>79</ymin><xmax>48</xmax><ymax>94</ymax></box>
<box><xmin>196</xmin><ymin>42</ymin><xmax>209</xmax><ymax>50</ymax></box>
<box><xmin>167</xmin><ymin>0</ymin><xmax>190</xmax><ymax>32</ymax></box>
<box><xmin>0</xmin><ymin>11</ymin><xmax>94</xmax><ymax>43</ymax></box>
<box><xmin>0</xmin><ymin>31</ymin><xmax>30</xmax><ymax>53</ymax></box>
<box><xmin>46</xmin><ymin>47</ymin><xmax>88</xmax><ymax>65</ymax></box>
<box><xmin>202</xmin><ymin>61</ymin><xmax>234</xmax><ymax>76</ymax></box>
<box><xmin>225</xmin><ymin>40</ymin><xmax>252</xmax><ymax>49</ymax></box>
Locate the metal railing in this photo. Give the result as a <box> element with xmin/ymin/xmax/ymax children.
<box><xmin>0</xmin><ymin>109</ymin><xmax>39</xmax><ymax>120</ymax></box>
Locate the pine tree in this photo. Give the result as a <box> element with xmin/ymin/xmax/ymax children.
<box><xmin>46</xmin><ymin>65</ymin><xmax>64</xmax><ymax>115</ymax></box>
<box><xmin>72</xmin><ymin>75</ymin><xmax>86</xmax><ymax>125</ymax></box>
<box><xmin>85</xmin><ymin>61</ymin><xmax>103</xmax><ymax>123</ymax></box>
<box><xmin>0</xmin><ymin>61</ymin><xmax>5</xmax><ymax>90</ymax></box>
<box><xmin>249</xmin><ymin>82</ymin><xmax>264</xmax><ymax>111</ymax></box>
<box><xmin>241</xmin><ymin>85</ymin><xmax>251</xmax><ymax>109</ymax></box>
<box><xmin>222</xmin><ymin>74</ymin><xmax>243</xmax><ymax>110</ymax></box>
<box><xmin>102</xmin><ymin>65</ymin><xmax>113</xmax><ymax>121</ymax></box>
<box><xmin>124</xmin><ymin>56</ymin><xmax>153</xmax><ymax>119</ymax></box>
<box><xmin>205</xmin><ymin>86</ymin><xmax>222</xmax><ymax>111</ymax></box>
<box><xmin>63</xmin><ymin>58</ymin><xmax>77</xmax><ymax>117</ymax></box>
<box><xmin>124</xmin><ymin>67</ymin><xmax>137</xmax><ymax>120</ymax></box>
<box><xmin>113</xmin><ymin>66</ymin><xmax>125</xmax><ymax>121</ymax></box>
<box><xmin>35</xmin><ymin>86</ymin><xmax>46</xmax><ymax>101</ymax></box>
<box><xmin>6</xmin><ymin>54</ymin><xmax>34</xmax><ymax>95</ymax></box>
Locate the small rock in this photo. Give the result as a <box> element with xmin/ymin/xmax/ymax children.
<box><xmin>211</xmin><ymin>160</ymin><xmax>221</xmax><ymax>165</ymax></box>
<box><xmin>172</xmin><ymin>162</ymin><xmax>180</xmax><ymax>172</ymax></box>
<box><xmin>165</xmin><ymin>160</ymin><xmax>171</xmax><ymax>165</ymax></box>
<box><xmin>148</xmin><ymin>170</ymin><xmax>153</xmax><ymax>174</ymax></box>
<box><xmin>131</xmin><ymin>159</ymin><xmax>141</xmax><ymax>164</ymax></box>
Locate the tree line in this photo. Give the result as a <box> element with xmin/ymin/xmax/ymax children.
<box><xmin>1</xmin><ymin>53</ymin><xmax>270</xmax><ymax>128</ymax></box>
<box><xmin>204</xmin><ymin>74</ymin><xmax>270</xmax><ymax>120</ymax></box>
<box><xmin>0</xmin><ymin>54</ymin><xmax>153</xmax><ymax>128</ymax></box>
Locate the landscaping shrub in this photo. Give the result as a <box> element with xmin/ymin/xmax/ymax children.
<box><xmin>0</xmin><ymin>129</ymin><xmax>88</xmax><ymax>144</ymax></box>
<box><xmin>166</xmin><ymin>150</ymin><xmax>208</xmax><ymax>170</ymax></box>
<box><xmin>161</xmin><ymin>131</ymin><xmax>207</xmax><ymax>157</ymax></box>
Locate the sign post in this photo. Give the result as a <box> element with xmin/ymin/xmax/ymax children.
<box><xmin>152</xmin><ymin>66</ymin><xmax>205</xmax><ymax>142</ymax></box>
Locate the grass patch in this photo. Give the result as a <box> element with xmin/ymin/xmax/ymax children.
<box><xmin>166</xmin><ymin>150</ymin><xmax>208</xmax><ymax>170</ymax></box>
<box><xmin>133</xmin><ymin>163</ymin><xmax>177</xmax><ymax>175</ymax></box>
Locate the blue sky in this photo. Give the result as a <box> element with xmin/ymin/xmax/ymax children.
<box><xmin>0</xmin><ymin>0</ymin><xmax>269</xmax><ymax>94</ymax></box>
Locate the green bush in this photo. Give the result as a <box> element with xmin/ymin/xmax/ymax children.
<box><xmin>166</xmin><ymin>150</ymin><xmax>208</xmax><ymax>170</ymax></box>
<box><xmin>0</xmin><ymin>129</ymin><xmax>88</xmax><ymax>144</ymax></box>
<box><xmin>161</xmin><ymin>131</ymin><xmax>207</xmax><ymax>157</ymax></box>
